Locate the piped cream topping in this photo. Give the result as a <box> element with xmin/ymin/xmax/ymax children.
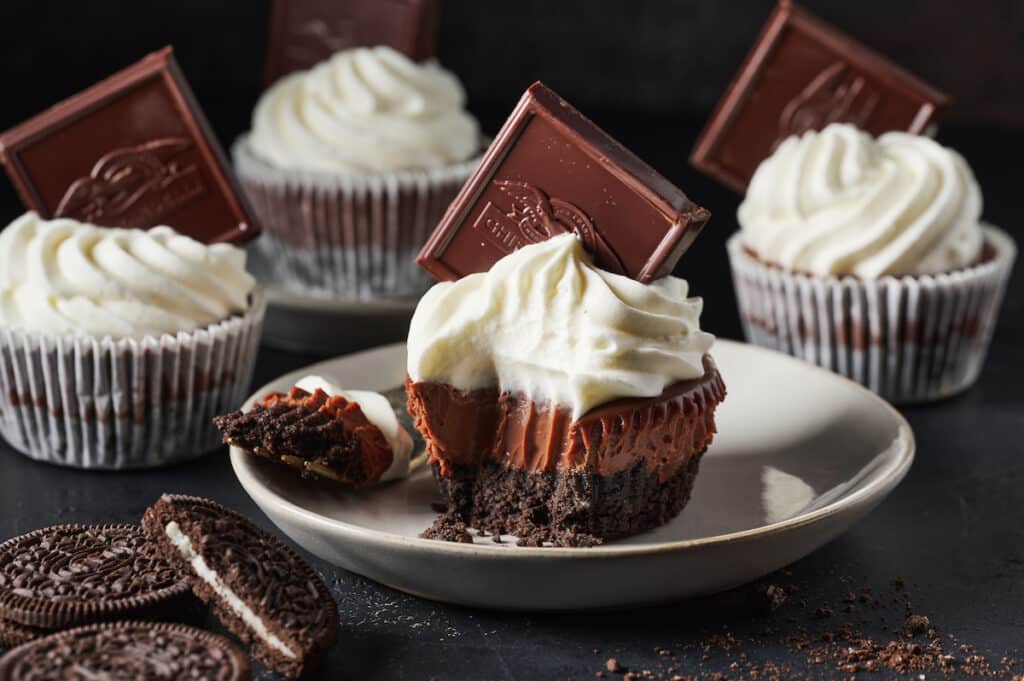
<box><xmin>248</xmin><ymin>46</ymin><xmax>479</xmax><ymax>174</ymax></box>
<box><xmin>406</xmin><ymin>234</ymin><xmax>714</xmax><ymax>417</ymax></box>
<box><xmin>738</xmin><ymin>123</ymin><xmax>985</xmax><ymax>278</ymax></box>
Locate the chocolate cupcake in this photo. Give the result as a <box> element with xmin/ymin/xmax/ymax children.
<box><xmin>728</xmin><ymin>123</ymin><xmax>1015</xmax><ymax>403</ymax></box>
<box><xmin>0</xmin><ymin>212</ymin><xmax>265</xmax><ymax>469</ymax></box>
<box><xmin>234</xmin><ymin>46</ymin><xmax>481</xmax><ymax>300</ymax></box>
<box><xmin>406</xmin><ymin>235</ymin><xmax>725</xmax><ymax>546</ymax></box>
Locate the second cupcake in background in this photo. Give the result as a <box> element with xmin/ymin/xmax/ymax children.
<box><xmin>234</xmin><ymin>46</ymin><xmax>482</xmax><ymax>300</ymax></box>
<box><xmin>728</xmin><ymin>123</ymin><xmax>1015</xmax><ymax>403</ymax></box>
<box><xmin>0</xmin><ymin>212</ymin><xmax>264</xmax><ymax>469</ymax></box>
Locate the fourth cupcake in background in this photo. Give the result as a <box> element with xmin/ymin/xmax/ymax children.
<box><xmin>691</xmin><ymin>0</ymin><xmax>1015</xmax><ymax>402</ymax></box>
<box><xmin>234</xmin><ymin>45</ymin><xmax>482</xmax><ymax>300</ymax></box>
<box><xmin>728</xmin><ymin>124</ymin><xmax>1014</xmax><ymax>403</ymax></box>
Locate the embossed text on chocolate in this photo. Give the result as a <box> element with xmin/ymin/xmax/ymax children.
<box><xmin>55</xmin><ymin>138</ymin><xmax>206</xmax><ymax>227</ymax></box>
<box><xmin>777</xmin><ymin>61</ymin><xmax>880</xmax><ymax>143</ymax></box>
<box><xmin>470</xmin><ymin>180</ymin><xmax>626</xmax><ymax>273</ymax></box>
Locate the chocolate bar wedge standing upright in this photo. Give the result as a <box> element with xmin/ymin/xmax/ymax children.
<box><xmin>690</xmin><ymin>0</ymin><xmax>950</xmax><ymax>192</ymax></box>
<box><xmin>0</xmin><ymin>46</ymin><xmax>259</xmax><ymax>244</ymax></box>
<box><xmin>264</xmin><ymin>0</ymin><xmax>441</xmax><ymax>85</ymax></box>
<box><xmin>418</xmin><ymin>81</ymin><xmax>711</xmax><ymax>284</ymax></box>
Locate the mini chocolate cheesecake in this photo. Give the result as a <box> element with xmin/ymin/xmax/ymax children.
<box><xmin>407</xmin><ymin>83</ymin><xmax>722</xmax><ymax>547</ymax></box>
<box><xmin>408</xmin><ymin>355</ymin><xmax>725</xmax><ymax>547</ymax></box>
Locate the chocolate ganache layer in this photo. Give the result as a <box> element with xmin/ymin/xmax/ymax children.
<box><xmin>407</xmin><ymin>354</ymin><xmax>724</xmax><ymax>480</ymax></box>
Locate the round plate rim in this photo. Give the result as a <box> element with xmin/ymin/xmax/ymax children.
<box><xmin>231</xmin><ymin>339</ymin><xmax>915</xmax><ymax>559</ymax></box>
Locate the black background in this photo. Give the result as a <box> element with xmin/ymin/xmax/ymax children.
<box><xmin>1</xmin><ymin>2</ymin><xmax>1023</xmax><ymax>679</ymax></box>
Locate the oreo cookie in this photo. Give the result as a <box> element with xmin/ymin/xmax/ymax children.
<box><xmin>0</xmin><ymin>525</ymin><xmax>193</xmax><ymax>631</ymax></box>
<box><xmin>142</xmin><ymin>495</ymin><xmax>337</xmax><ymax>678</ymax></box>
<box><xmin>0</xmin><ymin>621</ymin><xmax>251</xmax><ymax>681</ymax></box>
<box><xmin>0</xmin><ymin>620</ymin><xmax>41</xmax><ymax>650</ymax></box>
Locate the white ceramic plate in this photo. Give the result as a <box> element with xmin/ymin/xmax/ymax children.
<box><xmin>231</xmin><ymin>340</ymin><xmax>914</xmax><ymax>610</ymax></box>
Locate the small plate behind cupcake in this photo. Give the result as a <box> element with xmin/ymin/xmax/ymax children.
<box><xmin>231</xmin><ymin>340</ymin><xmax>914</xmax><ymax>610</ymax></box>
<box><xmin>246</xmin><ymin>244</ymin><xmax>417</xmax><ymax>355</ymax></box>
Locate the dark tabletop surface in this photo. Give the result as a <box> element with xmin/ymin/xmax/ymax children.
<box><xmin>0</xmin><ymin>120</ymin><xmax>1021</xmax><ymax>680</ymax></box>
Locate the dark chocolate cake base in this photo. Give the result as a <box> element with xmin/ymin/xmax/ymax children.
<box><xmin>422</xmin><ymin>453</ymin><xmax>704</xmax><ymax>548</ymax></box>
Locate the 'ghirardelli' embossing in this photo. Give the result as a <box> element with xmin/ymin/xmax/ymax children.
<box><xmin>777</xmin><ymin>61</ymin><xmax>880</xmax><ymax>144</ymax></box>
<box><xmin>55</xmin><ymin>138</ymin><xmax>205</xmax><ymax>226</ymax></box>
<box><xmin>471</xmin><ymin>181</ymin><xmax>626</xmax><ymax>274</ymax></box>
<box><xmin>285</xmin><ymin>19</ymin><xmax>355</xmax><ymax>64</ymax></box>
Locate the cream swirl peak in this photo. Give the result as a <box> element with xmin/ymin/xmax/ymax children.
<box><xmin>0</xmin><ymin>212</ymin><xmax>255</xmax><ymax>338</ymax></box>
<box><xmin>248</xmin><ymin>46</ymin><xmax>479</xmax><ymax>175</ymax></box>
<box><xmin>407</xmin><ymin>234</ymin><xmax>713</xmax><ymax>417</ymax></box>
<box><xmin>738</xmin><ymin>123</ymin><xmax>984</xmax><ymax>278</ymax></box>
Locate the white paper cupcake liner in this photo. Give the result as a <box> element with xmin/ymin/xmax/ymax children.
<box><xmin>727</xmin><ymin>226</ymin><xmax>1016</xmax><ymax>404</ymax></box>
<box><xmin>233</xmin><ymin>136</ymin><xmax>479</xmax><ymax>300</ymax></box>
<box><xmin>0</xmin><ymin>290</ymin><xmax>266</xmax><ymax>469</ymax></box>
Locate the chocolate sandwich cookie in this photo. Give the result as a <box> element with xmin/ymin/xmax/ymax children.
<box><xmin>142</xmin><ymin>495</ymin><xmax>337</xmax><ymax>678</ymax></box>
<box><xmin>0</xmin><ymin>525</ymin><xmax>193</xmax><ymax>630</ymax></box>
<box><xmin>0</xmin><ymin>621</ymin><xmax>251</xmax><ymax>681</ymax></box>
<box><xmin>0</xmin><ymin>619</ymin><xmax>42</xmax><ymax>650</ymax></box>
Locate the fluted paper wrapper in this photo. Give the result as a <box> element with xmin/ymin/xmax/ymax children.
<box><xmin>0</xmin><ymin>290</ymin><xmax>266</xmax><ymax>469</ymax></box>
<box><xmin>233</xmin><ymin>137</ymin><xmax>479</xmax><ymax>299</ymax></box>
<box><xmin>728</xmin><ymin>227</ymin><xmax>1016</xmax><ymax>404</ymax></box>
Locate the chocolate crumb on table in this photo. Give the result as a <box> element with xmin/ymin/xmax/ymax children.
<box><xmin>586</xmin><ymin>573</ymin><xmax>1022</xmax><ymax>680</ymax></box>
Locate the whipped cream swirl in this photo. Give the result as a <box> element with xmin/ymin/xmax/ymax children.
<box><xmin>407</xmin><ymin>234</ymin><xmax>714</xmax><ymax>417</ymax></box>
<box><xmin>0</xmin><ymin>212</ymin><xmax>255</xmax><ymax>338</ymax></box>
<box><xmin>248</xmin><ymin>46</ymin><xmax>480</xmax><ymax>175</ymax></box>
<box><xmin>738</xmin><ymin>123</ymin><xmax>984</xmax><ymax>278</ymax></box>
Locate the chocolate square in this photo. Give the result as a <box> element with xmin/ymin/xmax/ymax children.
<box><xmin>418</xmin><ymin>82</ymin><xmax>710</xmax><ymax>283</ymax></box>
<box><xmin>690</xmin><ymin>0</ymin><xmax>950</xmax><ymax>193</ymax></box>
<box><xmin>0</xmin><ymin>47</ymin><xmax>259</xmax><ymax>244</ymax></box>
<box><xmin>263</xmin><ymin>0</ymin><xmax>440</xmax><ymax>85</ymax></box>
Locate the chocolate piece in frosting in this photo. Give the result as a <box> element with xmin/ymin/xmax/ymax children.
<box><xmin>0</xmin><ymin>47</ymin><xmax>259</xmax><ymax>244</ymax></box>
<box><xmin>417</xmin><ymin>81</ymin><xmax>711</xmax><ymax>284</ymax></box>
<box><xmin>690</xmin><ymin>0</ymin><xmax>950</xmax><ymax>193</ymax></box>
<box><xmin>263</xmin><ymin>0</ymin><xmax>441</xmax><ymax>85</ymax></box>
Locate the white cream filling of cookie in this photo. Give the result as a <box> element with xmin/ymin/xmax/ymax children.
<box><xmin>164</xmin><ymin>521</ymin><xmax>297</xmax><ymax>660</ymax></box>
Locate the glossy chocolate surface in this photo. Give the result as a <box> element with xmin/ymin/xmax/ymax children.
<box><xmin>263</xmin><ymin>0</ymin><xmax>440</xmax><ymax>85</ymax></box>
<box><xmin>0</xmin><ymin>47</ymin><xmax>259</xmax><ymax>244</ymax></box>
<box><xmin>417</xmin><ymin>81</ymin><xmax>710</xmax><ymax>283</ymax></box>
<box><xmin>406</xmin><ymin>355</ymin><xmax>726</xmax><ymax>481</ymax></box>
<box><xmin>690</xmin><ymin>0</ymin><xmax>950</xmax><ymax>193</ymax></box>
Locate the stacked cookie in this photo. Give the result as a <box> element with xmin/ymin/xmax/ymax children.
<box><xmin>0</xmin><ymin>496</ymin><xmax>336</xmax><ymax>679</ymax></box>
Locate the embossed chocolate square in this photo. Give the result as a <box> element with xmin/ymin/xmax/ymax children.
<box><xmin>264</xmin><ymin>0</ymin><xmax>440</xmax><ymax>85</ymax></box>
<box><xmin>418</xmin><ymin>82</ymin><xmax>711</xmax><ymax>283</ymax></box>
<box><xmin>690</xmin><ymin>0</ymin><xmax>950</xmax><ymax>193</ymax></box>
<box><xmin>0</xmin><ymin>47</ymin><xmax>259</xmax><ymax>244</ymax></box>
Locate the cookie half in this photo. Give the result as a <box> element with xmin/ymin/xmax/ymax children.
<box><xmin>0</xmin><ymin>621</ymin><xmax>250</xmax><ymax>681</ymax></box>
<box><xmin>142</xmin><ymin>494</ymin><xmax>337</xmax><ymax>678</ymax></box>
<box><xmin>0</xmin><ymin>619</ymin><xmax>43</xmax><ymax>650</ymax></box>
<box><xmin>0</xmin><ymin>524</ymin><xmax>193</xmax><ymax>630</ymax></box>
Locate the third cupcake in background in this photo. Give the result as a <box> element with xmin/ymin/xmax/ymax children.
<box><xmin>727</xmin><ymin>123</ymin><xmax>1016</xmax><ymax>402</ymax></box>
<box><xmin>234</xmin><ymin>46</ymin><xmax>482</xmax><ymax>299</ymax></box>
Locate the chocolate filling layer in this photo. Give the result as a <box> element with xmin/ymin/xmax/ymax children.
<box><xmin>406</xmin><ymin>355</ymin><xmax>724</xmax><ymax>480</ymax></box>
<box><xmin>408</xmin><ymin>354</ymin><xmax>725</xmax><ymax>545</ymax></box>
